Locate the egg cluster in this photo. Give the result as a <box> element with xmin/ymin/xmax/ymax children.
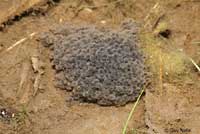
<box><xmin>40</xmin><ymin>20</ymin><xmax>148</xmax><ymax>106</ymax></box>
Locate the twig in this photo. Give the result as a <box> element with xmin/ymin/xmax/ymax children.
<box><xmin>122</xmin><ymin>88</ymin><xmax>144</xmax><ymax>134</ymax></box>
<box><xmin>33</xmin><ymin>74</ymin><xmax>41</xmax><ymax>96</ymax></box>
<box><xmin>17</xmin><ymin>61</ymin><xmax>30</xmax><ymax>99</ymax></box>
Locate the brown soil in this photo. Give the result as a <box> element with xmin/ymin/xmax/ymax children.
<box><xmin>0</xmin><ymin>0</ymin><xmax>199</xmax><ymax>134</ymax></box>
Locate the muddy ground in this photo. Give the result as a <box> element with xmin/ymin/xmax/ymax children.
<box><xmin>0</xmin><ymin>0</ymin><xmax>199</xmax><ymax>134</ymax></box>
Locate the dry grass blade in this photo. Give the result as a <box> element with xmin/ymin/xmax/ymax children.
<box><xmin>5</xmin><ymin>32</ymin><xmax>36</xmax><ymax>53</ymax></box>
<box><xmin>159</xmin><ymin>50</ymin><xmax>163</xmax><ymax>94</ymax></box>
<box><xmin>190</xmin><ymin>58</ymin><xmax>200</xmax><ymax>72</ymax></box>
<box><xmin>144</xmin><ymin>2</ymin><xmax>160</xmax><ymax>28</ymax></box>
<box><xmin>122</xmin><ymin>88</ymin><xmax>144</xmax><ymax>134</ymax></box>
<box><xmin>192</xmin><ymin>41</ymin><xmax>200</xmax><ymax>45</ymax></box>
<box><xmin>6</xmin><ymin>38</ymin><xmax>27</xmax><ymax>52</ymax></box>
